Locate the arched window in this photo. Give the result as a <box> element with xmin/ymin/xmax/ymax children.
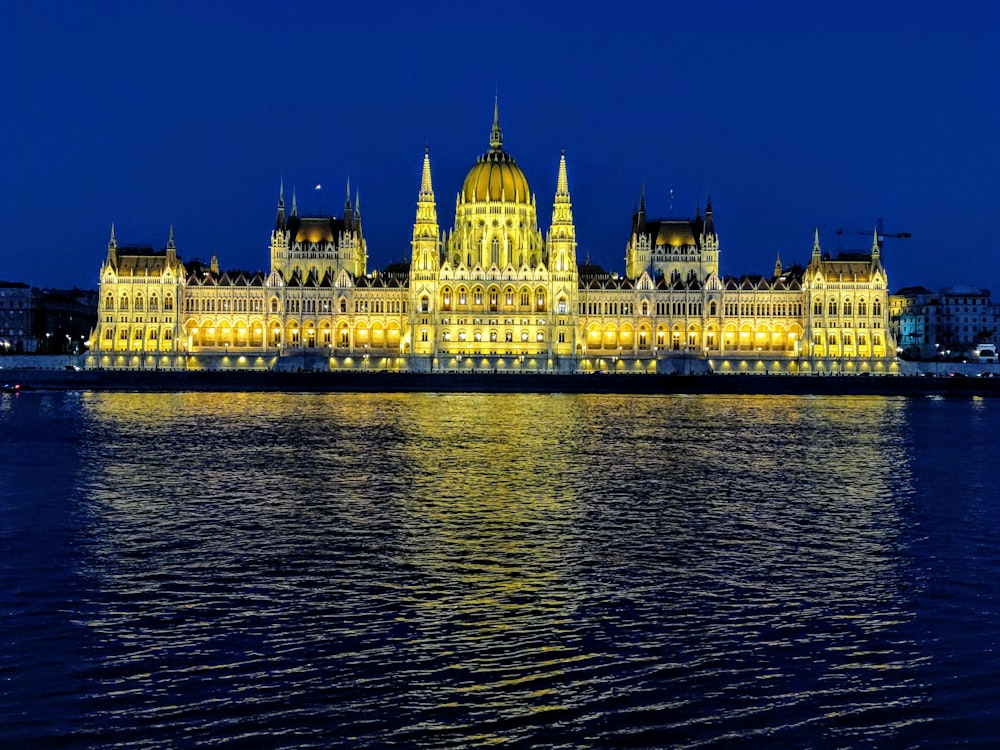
<box><xmin>164</xmin><ymin>295</ymin><xmax>173</xmax><ymax>312</ymax></box>
<box><xmin>873</xmin><ymin>299</ymin><xmax>882</xmax><ymax>316</ymax></box>
<box><xmin>421</xmin><ymin>329</ymin><xmax>428</xmax><ymax>342</ymax></box>
<box><xmin>813</xmin><ymin>299</ymin><xmax>822</xmax><ymax>315</ymax></box>
<box><xmin>843</xmin><ymin>299</ymin><xmax>853</xmax><ymax>316</ymax></box>
<box><xmin>536</xmin><ymin>331</ymin><xmax>544</xmax><ymax>342</ymax></box>
<box><xmin>149</xmin><ymin>295</ymin><xmax>159</xmax><ymax>311</ymax></box>
<box><xmin>641</xmin><ymin>301</ymin><xmax>648</xmax><ymax>315</ymax></box>
<box><xmin>340</xmin><ymin>298</ymin><xmax>347</xmax><ymax>313</ymax></box>
<box><xmin>105</xmin><ymin>294</ymin><xmax>114</xmax><ymax>311</ymax></box>
<box><xmin>709</xmin><ymin>301</ymin><xmax>717</xmax><ymax>316</ymax></box>
<box><xmin>858</xmin><ymin>299</ymin><xmax>867</xmax><ymax>316</ymax></box>
<box><xmin>134</xmin><ymin>295</ymin><xmax>144</xmax><ymax>311</ymax></box>
<box><xmin>119</xmin><ymin>294</ymin><xmax>129</xmax><ymax>311</ymax></box>
<box><xmin>828</xmin><ymin>299</ymin><xmax>837</xmax><ymax>316</ymax></box>
<box><xmin>420</xmin><ymin>296</ymin><xmax>429</xmax><ymax>313</ymax></box>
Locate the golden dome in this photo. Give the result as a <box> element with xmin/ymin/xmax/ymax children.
<box><xmin>462</xmin><ymin>150</ymin><xmax>531</xmax><ymax>203</ymax></box>
<box><xmin>655</xmin><ymin>221</ymin><xmax>697</xmax><ymax>248</ymax></box>
<box><xmin>461</xmin><ymin>98</ymin><xmax>531</xmax><ymax>204</ymax></box>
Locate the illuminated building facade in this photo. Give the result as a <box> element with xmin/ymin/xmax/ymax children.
<box><xmin>88</xmin><ymin>104</ymin><xmax>896</xmax><ymax>374</ymax></box>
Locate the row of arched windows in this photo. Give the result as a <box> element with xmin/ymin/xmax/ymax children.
<box><xmin>105</xmin><ymin>293</ymin><xmax>174</xmax><ymax>312</ymax></box>
<box><xmin>439</xmin><ymin>285</ymin><xmax>547</xmax><ymax>313</ymax></box>
<box><xmin>812</xmin><ymin>297</ymin><xmax>882</xmax><ymax>317</ymax></box>
<box><xmin>442</xmin><ymin>330</ymin><xmax>545</xmax><ymax>343</ymax></box>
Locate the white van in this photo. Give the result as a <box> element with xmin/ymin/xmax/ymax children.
<box><xmin>973</xmin><ymin>343</ymin><xmax>997</xmax><ymax>362</ymax></box>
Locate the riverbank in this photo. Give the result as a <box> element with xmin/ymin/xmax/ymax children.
<box><xmin>4</xmin><ymin>367</ymin><xmax>1000</xmax><ymax>396</ymax></box>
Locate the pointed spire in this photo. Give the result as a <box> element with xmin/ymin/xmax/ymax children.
<box><xmin>210</xmin><ymin>253</ymin><xmax>219</xmax><ymax>275</ymax></box>
<box><xmin>703</xmin><ymin>188</ymin><xmax>715</xmax><ymax>235</ymax></box>
<box><xmin>812</xmin><ymin>227</ymin><xmax>821</xmax><ymax>258</ymax></box>
<box><xmin>291</xmin><ymin>187</ymin><xmax>298</xmax><ymax>216</ymax></box>
<box><xmin>556</xmin><ymin>149</ymin><xmax>570</xmax><ymax>198</ymax></box>
<box><xmin>345</xmin><ymin>176</ymin><xmax>352</xmax><ymax>209</ymax></box>
<box><xmin>489</xmin><ymin>96</ymin><xmax>503</xmax><ymax>150</ymax></box>
<box><xmin>774</xmin><ymin>253</ymin><xmax>783</xmax><ymax>278</ymax></box>
<box><xmin>106</xmin><ymin>223</ymin><xmax>118</xmax><ymax>266</ymax></box>
<box><xmin>275</xmin><ymin>178</ymin><xmax>287</xmax><ymax>230</ymax></box>
<box><xmin>168</xmin><ymin>225</ymin><xmax>175</xmax><ymax>249</ymax></box>
<box><xmin>872</xmin><ymin>226</ymin><xmax>881</xmax><ymax>255</ymax></box>
<box><xmin>420</xmin><ymin>146</ymin><xmax>434</xmax><ymax>199</ymax></box>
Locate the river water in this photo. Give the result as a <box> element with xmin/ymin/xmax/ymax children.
<box><xmin>2</xmin><ymin>391</ymin><xmax>999</xmax><ymax>747</ymax></box>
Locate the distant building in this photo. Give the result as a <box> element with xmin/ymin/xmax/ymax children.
<box><xmin>88</xmin><ymin>103</ymin><xmax>897</xmax><ymax>374</ymax></box>
<box><xmin>0</xmin><ymin>282</ymin><xmax>96</xmax><ymax>355</ymax></box>
<box><xmin>891</xmin><ymin>285</ymin><xmax>999</xmax><ymax>359</ymax></box>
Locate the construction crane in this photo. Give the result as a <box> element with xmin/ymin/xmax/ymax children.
<box><xmin>835</xmin><ymin>218</ymin><xmax>911</xmax><ymax>249</ymax></box>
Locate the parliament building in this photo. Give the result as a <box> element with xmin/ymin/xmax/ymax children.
<box><xmin>88</xmin><ymin>103</ymin><xmax>897</xmax><ymax>375</ymax></box>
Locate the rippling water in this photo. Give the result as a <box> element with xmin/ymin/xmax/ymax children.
<box><xmin>2</xmin><ymin>391</ymin><xmax>1000</xmax><ymax>747</ymax></box>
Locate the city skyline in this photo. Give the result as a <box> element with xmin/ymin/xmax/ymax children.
<box><xmin>2</xmin><ymin>0</ymin><xmax>997</xmax><ymax>292</ymax></box>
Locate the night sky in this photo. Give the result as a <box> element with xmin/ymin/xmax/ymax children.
<box><xmin>2</xmin><ymin>0</ymin><xmax>997</xmax><ymax>293</ymax></box>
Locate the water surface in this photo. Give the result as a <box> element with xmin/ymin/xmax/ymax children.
<box><xmin>2</xmin><ymin>392</ymin><xmax>999</xmax><ymax>747</ymax></box>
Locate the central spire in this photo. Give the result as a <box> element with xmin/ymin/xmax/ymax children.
<box><xmin>489</xmin><ymin>96</ymin><xmax>503</xmax><ymax>150</ymax></box>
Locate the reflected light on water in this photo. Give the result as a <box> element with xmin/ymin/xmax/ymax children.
<box><xmin>10</xmin><ymin>391</ymin><xmax>999</xmax><ymax>747</ymax></box>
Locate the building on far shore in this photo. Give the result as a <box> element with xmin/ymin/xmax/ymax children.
<box><xmin>87</xmin><ymin>103</ymin><xmax>897</xmax><ymax>375</ymax></box>
<box><xmin>891</xmin><ymin>285</ymin><xmax>999</xmax><ymax>360</ymax></box>
<box><xmin>1</xmin><ymin>281</ymin><xmax>96</xmax><ymax>355</ymax></box>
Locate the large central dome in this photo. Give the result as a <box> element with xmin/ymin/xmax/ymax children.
<box><xmin>461</xmin><ymin>101</ymin><xmax>531</xmax><ymax>204</ymax></box>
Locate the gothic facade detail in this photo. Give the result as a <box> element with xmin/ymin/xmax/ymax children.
<box><xmin>89</xmin><ymin>104</ymin><xmax>895</xmax><ymax>374</ymax></box>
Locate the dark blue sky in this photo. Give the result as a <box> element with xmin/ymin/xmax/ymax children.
<box><xmin>2</xmin><ymin>0</ymin><xmax>997</xmax><ymax>292</ymax></box>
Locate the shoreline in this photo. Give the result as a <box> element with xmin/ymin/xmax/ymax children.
<box><xmin>3</xmin><ymin>368</ymin><xmax>999</xmax><ymax>397</ymax></box>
